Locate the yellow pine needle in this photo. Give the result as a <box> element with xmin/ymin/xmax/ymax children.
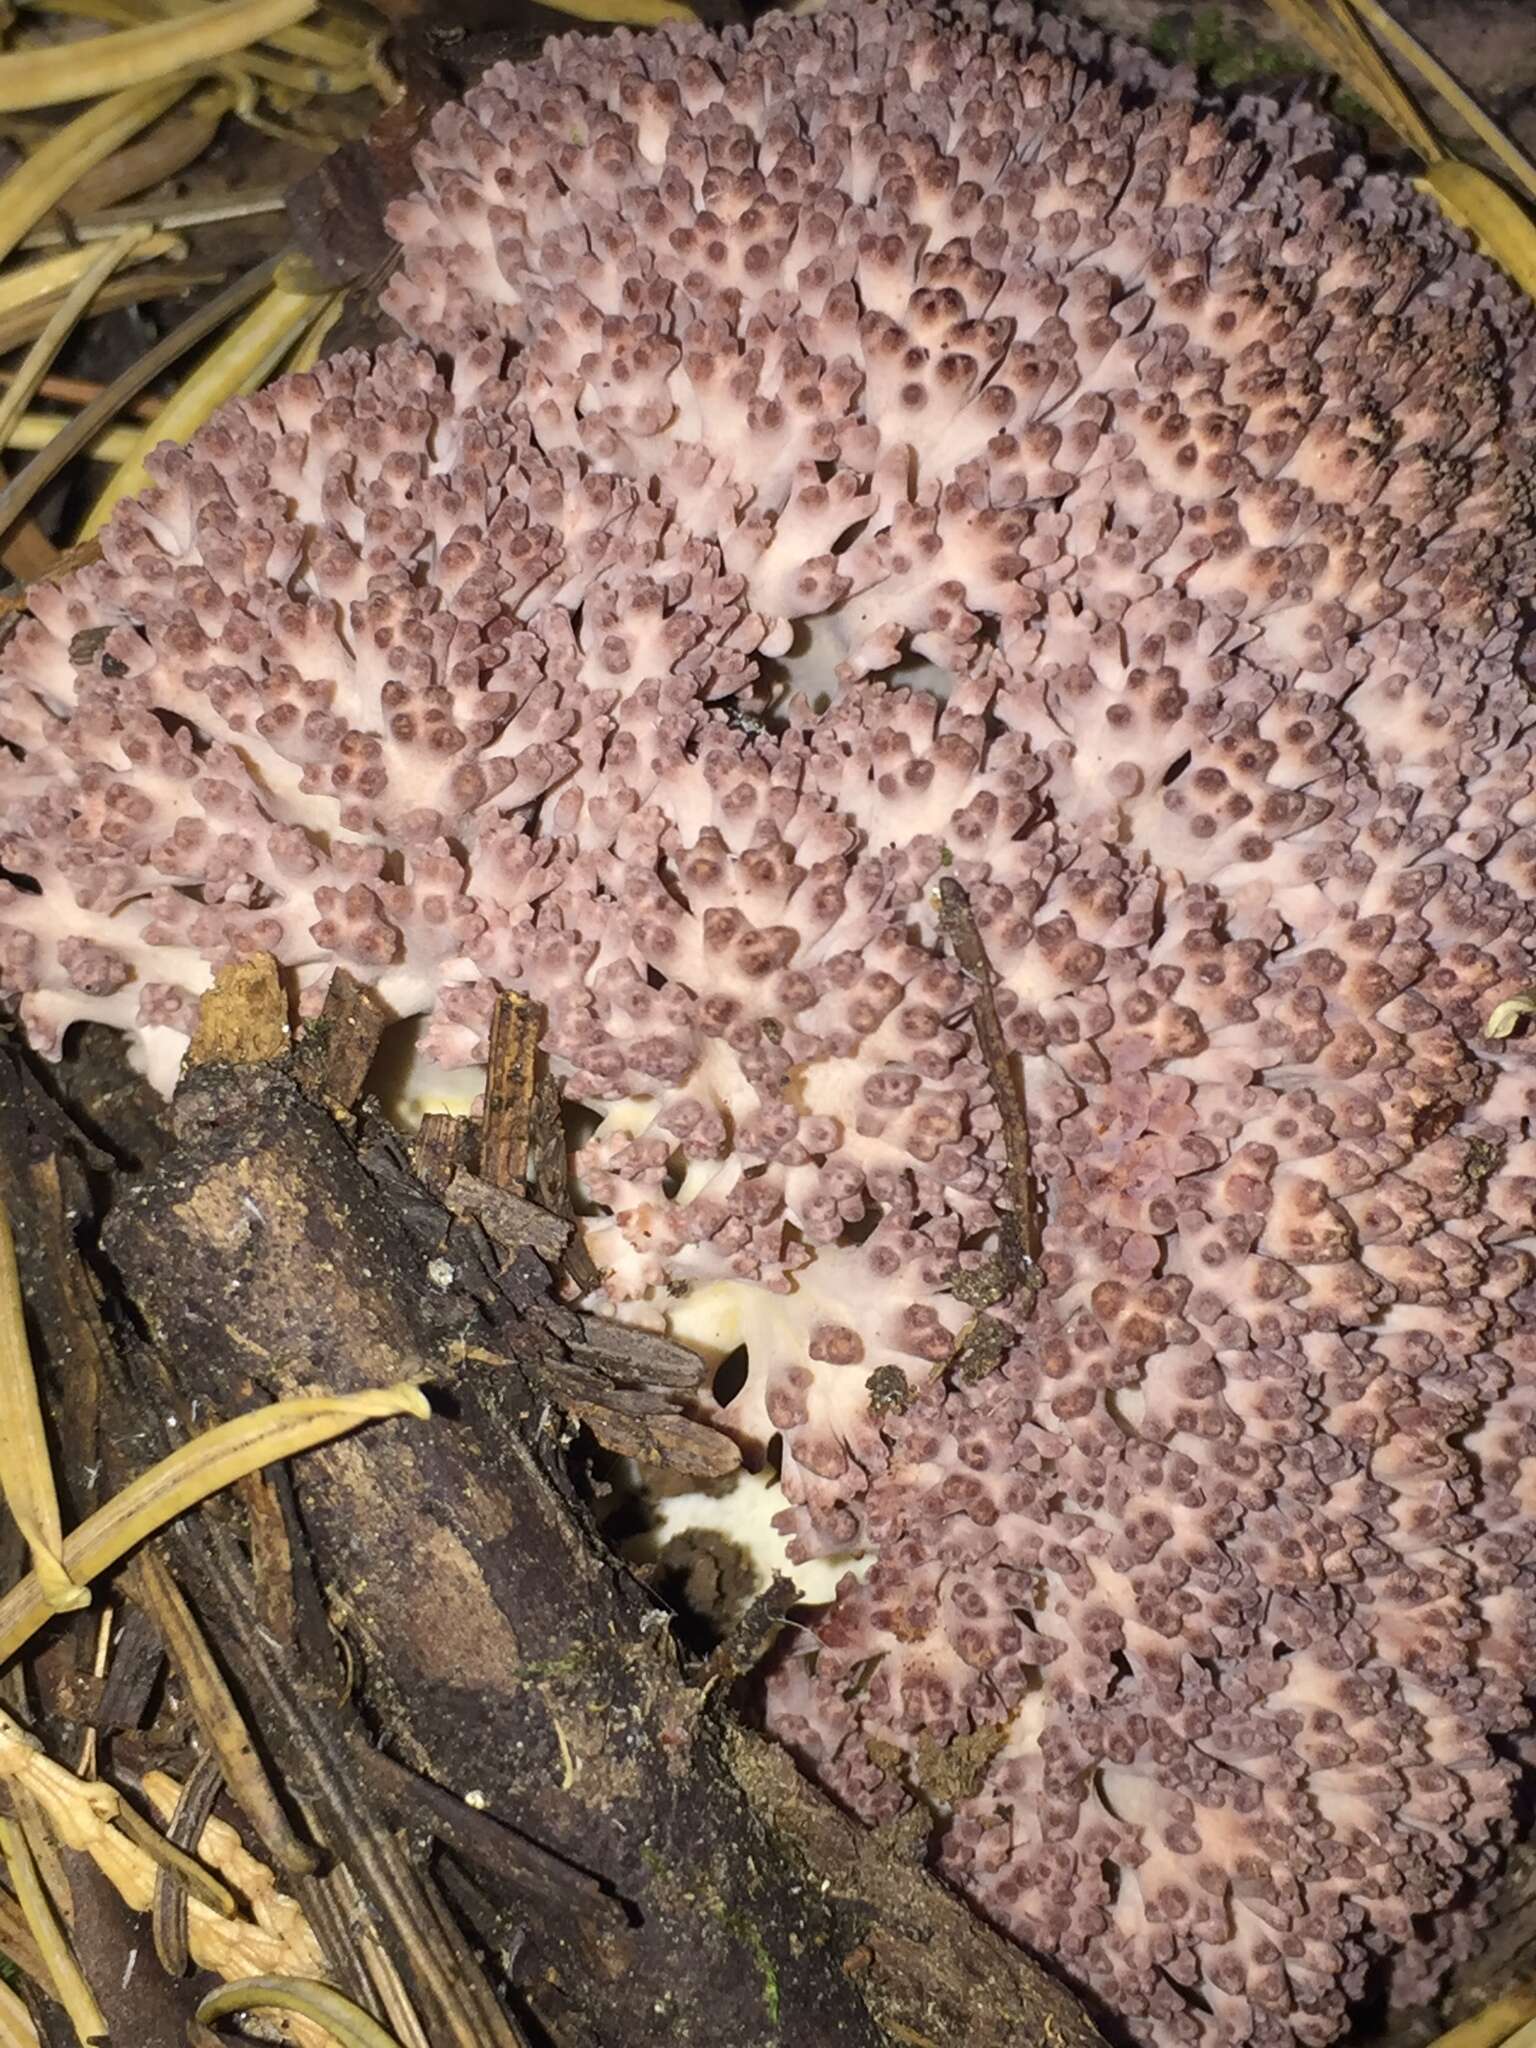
<box><xmin>1316</xmin><ymin>0</ymin><xmax>1439</xmax><ymax>155</ymax></box>
<box><xmin>58</xmin><ymin>84</ymin><xmax>234</xmax><ymax>217</ymax></box>
<box><xmin>0</xmin><ymin>1816</ymin><xmax>108</xmax><ymax>2044</ymax></box>
<box><xmin>0</xmin><ymin>229</ymin><xmax>150</xmax><ymax>458</ymax></box>
<box><xmin>24</xmin><ymin>195</ymin><xmax>276</xmax><ymax>248</ymax></box>
<box><xmin>0</xmin><ymin>1979</ymin><xmax>36</xmax><ymax>2048</ymax></box>
<box><xmin>81</xmin><ymin>278</ymin><xmax>324</xmax><ymax>537</ymax></box>
<box><xmin>0</xmin><ymin>0</ymin><xmax>315</xmax><ymax>111</ymax></box>
<box><xmin>283</xmin><ymin>286</ymin><xmax>344</xmax><ymax>373</ymax></box>
<box><xmin>1262</xmin><ymin>0</ymin><xmax>1406</xmax><ymax>133</ymax></box>
<box><xmin>0</xmin><ymin>1383</ymin><xmax>429</xmax><ymax>1667</ymax></box>
<box><xmin>220</xmin><ymin>69</ymin><xmax>348</xmax><ymax>142</ymax></box>
<box><xmin>0</xmin><ymin>1203</ymin><xmax>87</xmax><ymax>1615</ymax></box>
<box><xmin>5</xmin><ymin>414</ymin><xmax>138</xmax><ymax>460</ymax></box>
<box><xmin>262</xmin><ymin>14</ymin><xmax>371</xmax><ymax>65</ymax></box>
<box><xmin>1265</xmin><ymin>0</ymin><xmax>1536</xmax><ymax>297</ymax></box>
<box><xmin>223</xmin><ymin>44</ymin><xmax>370</xmax><ymax>90</ymax></box>
<box><xmin>1420</xmin><ymin>160</ymin><xmax>1536</xmax><ymax>295</ymax></box>
<box><xmin>0</xmin><ymin>233</ymin><xmax>181</xmax><ymax>312</ymax></box>
<box><xmin>1347</xmin><ymin>0</ymin><xmax>1536</xmax><ymax>201</ymax></box>
<box><xmin>15</xmin><ymin>0</ymin><xmax>143</xmax><ymax>23</ymax></box>
<box><xmin>1422</xmin><ymin>1987</ymin><xmax>1536</xmax><ymax>2048</ymax></box>
<box><xmin>0</xmin><ymin>270</ymin><xmax>208</xmax><ymax>358</ymax></box>
<box><xmin>28</xmin><ymin>0</ymin><xmax>370</xmax><ymax>92</ymax></box>
<box><xmin>0</xmin><ymin>77</ymin><xmax>191</xmax><ymax>266</ymax></box>
<box><xmin>132</xmin><ymin>0</ymin><xmax>376</xmax><ymax>70</ymax></box>
<box><xmin>538</xmin><ymin>0</ymin><xmax>695</xmax><ymax>20</ymax></box>
<box><xmin>197</xmin><ymin>1977</ymin><xmax>404</xmax><ymax>2048</ymax></box>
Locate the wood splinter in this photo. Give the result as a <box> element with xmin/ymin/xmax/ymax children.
<box><xmin>937</xmin><ymin>875</ymin><xmax>1043</xmax><ymax>1317</ymax></box>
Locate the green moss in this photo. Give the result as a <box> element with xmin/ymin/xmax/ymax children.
<box><xmin>639</xmin><ymin>1842</ymin><xmax>782</xmax><ymax>2025</ymax></box>
<box><xmin>726</xmin><ymin>1908</ymin><xmax>781</xmax><ymax>2026</ymax></box>
<box><xmin>1145</xmin><ymin>6</ymin><xmax>1377</xmax><ymax>128</ymax></box>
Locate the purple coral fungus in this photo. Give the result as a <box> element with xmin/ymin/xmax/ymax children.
<box><xmin>4</xmin><ymin>3</ymin><xmax>1536</xmax><ymax>2041</ymax></box>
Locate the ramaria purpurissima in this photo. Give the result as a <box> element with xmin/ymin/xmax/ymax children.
<box><xmin>4</xmin><ymin>2</ymin><xmax>1536</xmax><ymax>2041</ymax></box>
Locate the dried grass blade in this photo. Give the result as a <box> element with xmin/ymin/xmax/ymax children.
<box><xmin>0</xmin><ymin>1978</ymin><xmax>37</xmax><ymax>2048</ymax></box>
<box><xmin>0</xmin><ymin>1383</ymin><xmax>429</xmax><ymax>1666</ymax></box>
<box><xmin>0</xmin><ymin>1816</ymin><xmax>107</xmax><ymax>2044</ymax></box>
<box><xmin>0</xmin><ymin>0</ymin><xmax>314</xmax><ymax>112</ymax></box>
<box><xmin>0</xmin><ymin>1202</ymin><xmax>87</xmax><ymax>1614</ymax></box>
<box><xmin>0</xmin><ymin>229</ymin><xmax>151</xmax><ymax>456</ymax></box>
<box><xmin>0</xmin><ymin>77</ymin><xmax>190</xmax><ymax>265</ymax></box>
<box><xmin>1347</xmin><ymin>0</ymin><xmax>1536</xmax><ymax>200</ymax></box>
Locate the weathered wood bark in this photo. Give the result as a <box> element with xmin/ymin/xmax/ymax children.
<box><xmin>96</xmin><ymin>1054</ymin><xmax>1104</xmax><ymax>2048</ymax></box>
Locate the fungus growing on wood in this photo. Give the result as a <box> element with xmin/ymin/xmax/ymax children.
<box><xmin>4</xmin><ymin>2</ymin><xmax>1536</xmax><ymax>2041</ymax></box>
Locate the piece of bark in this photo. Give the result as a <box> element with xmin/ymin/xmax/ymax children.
<box><xmin>102</xmin><ymin>1058</ymin><xmax>1101</xmax><ymax>2048</ymax></box>
<box><xmin>447</xmin><ymin>1167</ymin><xmax>571</xmax><ymax>1263</ymax></box>
<box><xmin>289</xmin><ymin>968</ymin><xmax>391</xmax><ymax>1112</ymax></box>
<box><xmin>86</xmin><ymin>1604</ymin><xmax>164</xmax><ymax>1732</ymax></box>
<box><xmin>480</xmin><ymin>991</ymin><xmax>541</xmax><ymax>1191</ymax></box>
<box><xmin>413</xmin><ymin>1111</ymin><xmax>479</xmax><ymax>1196</ymax></box>
<box><xmin>183</xmin><ymin>955</ymin><xmax>288</xmax><ymax>1070</ymax></box>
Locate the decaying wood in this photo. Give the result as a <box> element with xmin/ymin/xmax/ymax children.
<box><xmin>64</xmin><ymin>988</ymin><xmax>1102</xmax><ymax>2048</ymax></box>
<box><xmin>447</xmin><ymin>1166</ymin><xmax>572</xmax><ymax>1264</ymax></box>
<box><xmin>414</xmin><ymin>1108</ymin><xmax>479</xmax><ymax>1196</ymax></box>
<box><xmin>481</xmin><ymin>990</ymin><xmax>542</xmax><ymax>1192</ymax></box>
<box><xmin>183</xmin><ymin>954</ymin><xmax>289</xmax><ymax>1071</ymax></box>
<box><xmin>288</xmin><ymin>967</ymin><xmax>393</xmax><ymax>1112</ymax></box>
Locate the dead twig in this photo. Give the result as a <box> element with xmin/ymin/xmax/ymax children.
<box><xmin>937</xmin><ymin>877</ymin><xmax>1043</xmax><ymax>1382</ymax></box>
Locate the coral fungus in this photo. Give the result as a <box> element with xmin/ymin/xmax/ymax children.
<box><xmin>4</xmin><ymin>1</ymin><xmax>1536</xmax><ymax>2041</ymax></box>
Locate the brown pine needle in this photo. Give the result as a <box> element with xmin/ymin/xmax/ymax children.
<box><xmin>0</xmin><ymin>370</ymin><xmax>160</xmax><ymax>421</ymax></box>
